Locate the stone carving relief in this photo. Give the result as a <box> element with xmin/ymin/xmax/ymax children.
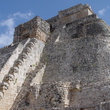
<box><xmin>30</xmin><ymin>38</ymin><xmax>38</xmax><ymax>44</ymax></box>
<box><xmin>13</xmin><ymin>16</ymin><xmax>50</xmax><ymax>43</ymax></box>
<box><xmin>23</xmin><ymin>47</ymin><xmax>31</xmax><ymax>54</ymax></box>
<box><xmin>1</xmin><ymin>82</ymin><xmax>9</xmax><ymax>90</ymax></box>
<box><xmin>9</xmin><ymin>67</ymin><xmax>19</xmax><ymax>75</ymax></box>
<box><xmin>14</xmin><ymin>60</ymin><xmax>23</xmax><ymax>68</ymax></box>
<box><xmin>6</xmin><ymin>74</ymin><xmax>15</xmax><ymax>81</ymax></box>
<box><xmin>19</xmin><ymin>53</ymin><xmax>28</xmax><ymax>61</ymax></box>
<box><xmin>36</xmin><ymin>29</ymin><xmax>42</xmax><ymax>38</ymax></box>
<box><xmin>26</xmin><ymin>42</ymin><xmax>35</xmax><ymax>49</ymax></box>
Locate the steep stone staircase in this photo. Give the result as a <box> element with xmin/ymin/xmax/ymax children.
<box><xmin>0</xmin><ymin>38</ymin><xmax>45</xmax><ymax>110</ymax></box>
<box><xmin>0</xmin><ymin>38</ymin><xmax>31</xmax><ymax>83</ymax></box>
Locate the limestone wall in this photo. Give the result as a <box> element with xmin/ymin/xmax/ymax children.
<box><xmin>27</xmin><ymin>14</ymin><xmax>110</xmax><ymax>109</ymax></box>
<box><xmin>41</xmin><ymin>14</ymin><xmax>110</xmax><ymax>84</ymax></box>
<box><xmin>12</xmin><ymin>81</ymin><xmax>110</xmax><ymax>110</ymax></box>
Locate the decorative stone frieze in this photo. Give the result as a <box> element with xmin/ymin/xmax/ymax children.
<box><xmin>30</xmin><ymin>38</ymin><xmax>38</xmax><ymax>44</ymax></box>
<box><xmin>23</xmin><ymin>47</ymin><xmax>31</xmax><ymax>54</ymax></box>
<box><xmin>13</xmin><ymin>16</ymin><xmax>50</xmax><ymax>43</ymax></box>
<box><xmin>14</xmin><ymin>59</ymin><xmax>23</xmax><ymax>68</ymax></box>
<box><xmin>1</xmin><ymin>82</ymin><xmax>9</xmax><ymax>90</ymax></box>
<box><xmin>6</xmin><ymin>74</ymin><xmax>15</xmax><ymax>81</ymax></box>
<box><xmin>26</xmin><ymin>42</ymin><xmax>35</xmax><ymax>49</ymax></box>
<box><xmin>19</xmin><ymin>53</ymin><xmax>28</xmax><ymax>61</ymax></box>
<box><xmin>4</xmin><ymin>75</ymin><xmax>14</xmax><ymax>82</ymax></box>
<box><xmin>9</xmin><ymin>67</ymin><xmax>19</xmax><ymax>75</ymax></box>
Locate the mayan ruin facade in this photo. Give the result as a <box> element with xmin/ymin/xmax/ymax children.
<box><xmin>0</xmin><ymin>4</ymin><xmax>110</xmax><ymax>110</ymax></box>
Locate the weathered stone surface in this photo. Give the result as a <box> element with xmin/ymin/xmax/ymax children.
<box><xmin>13</xmin><ymin>16</ymin><xmax>50</xmax><ymax>43</ymax></box>
<box><xmin>0</xmin><ymin>3</ymin><xmax>110</xmax><ymax>110</ymax></box>
<box><xmin>58</xmin><ymin>4</ymin><xmax>93</xmax><ymax>25</ymax></box>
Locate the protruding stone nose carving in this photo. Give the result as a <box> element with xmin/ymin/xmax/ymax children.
<box><xmin>9</xmin><ymin>67</ymin><xmax>19</xmax><ymax>75</ymax></box>
<box><xmin>19</xmin><ymin>53</ymin><xmax>28</xmax><ymax>61</ymax></box>
<box><xmin>30</xmin><ymin>38</ymin><xmax>38</xmax><ymax>44</ymax></box>
<box><xmin>1</xmin><ymin>82</ymin><xmax>9</xmax><ymax>90</ymax></box>
<box><xmin>27</xmin><ymin>42</ymin><xmax>35</xmax><ymax>49</ymax></box>
<box><xmin>4</xmin><ymin>74</ymin><xmax>15</xmax><ymax>82</ymax></box>
<box><xmin>23</xmin><ymin>47</ymin><xmax>31</xmax><ymax>54</ymax></box>
<box><xmin>14</xmin><ymin>59</ymin><xmax>23</xmax><ymax>68</ymax></box>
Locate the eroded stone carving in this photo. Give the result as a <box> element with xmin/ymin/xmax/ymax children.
<box><xmin>4</xmin><ymin>75</ymin><xmax>14</xmax><ymax>82</ymax></box>
<box><xmin>14</xmin><ymin>59</ymin><xmax>23</xmax><ymax>68</ymax></box>
<box><xmin>13</xmin><ymin>16</ymin><xmax>50</xmax><ymax>43</ymax></box>
<box><xmin>30</xmin><ymin>38</ymin><xmax>38</xmax><ymax>44</ymax></box>
<box><xmin>9</xmin><ymin>67</ymin><xmax>19</xmax><ymax>75</ymax></box>
<box><xmin>19</xmin><ymin>53</ymin><xmax>28</xmax><ymax>61</ymax></box>
<box><xmin>6</xmin><ymin>74</ymin><xmax>15</xmax><ymax>81</ymax></box>
<box><xmin>26</xmin><ymin>42</ymin><xmax>35</xmax><ymax>49</ymax></box>
<box><xmin>23</xmin><ymin>47</ymin><xmax>31</xmax><ymax>54</ymax></box>
<box><xmin>1</xmin><ymin>82</ymin><xmax>9</xmax><ymax>90</ymax></box>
